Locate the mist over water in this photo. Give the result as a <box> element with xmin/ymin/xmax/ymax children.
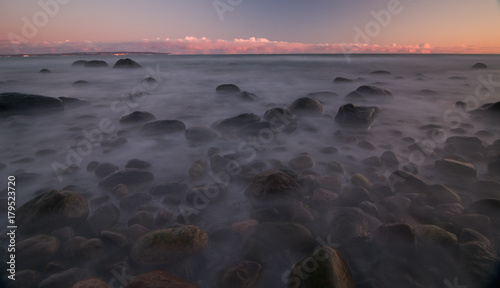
<box><xmin>1</xmin><ymin>54</ymin><xmax>500</xmax><ymax>287</ymax></box>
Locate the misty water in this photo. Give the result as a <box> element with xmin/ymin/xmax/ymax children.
<box><xmin>1</xmin><ymin>54</ymin><xmax>500</xmax><ymax>287</ymax></box>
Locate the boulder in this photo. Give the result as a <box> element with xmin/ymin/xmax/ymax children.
<box><xmin>84</xmin><ymin>60</ymin><xmax>108</xmax><ymax>68</ymax></box>
<box><xmin>212</xmin><ymin>113</ymin><xmax>260</xmax><ymax>132</ymax></box>
<box><xmin>140</xmin><ymin>120</ymin><xmax>186</xmax><ymax>136</ymax></box>
<box><xmin>244</xmin><ymin>169</ymin><xmax>301</xmax><ymax>207</ymax></box>
<box><xmin>355</xmin><ymin>85</ymin><xmax>393</xmax><ymax>98</ymax></box>
<box><xmin>71</xmin><ymin>60</ymin><xmax>87</xmax><ymax>66</ymax></box>
<box><xmin>335</xmin><ymin>103</ymin><xmax>376</xmax><ymax>129</ymax></box>
<box><xmin>98</xmin><ymin>169</ymin><xmax>155</xmax><ymax>188</ymax></box>
<box><xmin>471</xmin><ymin>63</ymin><xmax>487</xmax><ymax>69</ymax></box>
<box><xmin>185</xmin><ymin>126</ymin><xmax>217</xmax><ymax>142</ymax></box>
<box><xmin>125</xmin><ymin>159</ymin><xmax>151</xmax><ymax>169</ymax></box>
<box><xmin>255</xmin><ymin>222</ymin><xmax>314</xmax><ymax>252</ymax></box>
<box><xmin>84</xmin><ymin>203</ymin><xmax>120</xmax><ymax>235</ymax></box>
<box><xmin>17</xmin><ymin>235</ymin><xmax>60</xmax><ymax>269</ymax></box>
<box><xmin>216</xmin><ymin>261</ymin><xmax>262</xmax><ymax>288</ymax></box>
<box><xmin>425</xmin><ymin>184</ymin><xmax>462</xmax><ymax>205</ymax></box>
<box><xmin>216</xmin><ymin>84</ymin><xmax>241</xmax><ymax>94</ymax></box>
<box><xmin>435</xmin><ymin>158</ymin><xmax>477</xmax><ymax>178</ymax></box>
<box><xmin>17</xmin><ymin>190</ymin><xmax>88</xmax><ymax>234</ymax></box>
<box><xmin>0</xmin><ymin>92</ymin><xmax>63</xmax><ymax>117</ymax></box>
<box><xmin>130</xmin><ymin>225</ymin><xmax>208</xmax><ymax>266</ymax></box>
<box><xmin>119</xmin><ymin>111</ymin><xmax>156</xmax><ymax>124</ymax></box>
<box><xmin>38</xmin><ymin>268</ymin><xmax>88</xmax><ymax>288</ymax></box>
<box><xmin>289</xmin><ymin>97</ymin><xmax>323</xmax><ymax>116</ymax></box>
<box><xmin>113</xmin><ymin>58</ymin><xmax>142</xmax><ymax>68</ymax></box>
<box><xmin>58</xmin><ymin>97</ymin><xmax>90</xmax><ymax>108</ymax></box>
<box><xmin>94</xmin><ymin>162</ymin><xmax>119</xmax><ymax>178</ymax></box>
<box><xmin>124</xmin><ymin>271</ymin><xmax>197</xmax><ymax>288</ymax></box>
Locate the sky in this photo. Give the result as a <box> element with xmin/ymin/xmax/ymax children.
<box><xmin>0</xmin><ymin>0</ymin><xmax>499</xmax><ymax>54</ymax></box>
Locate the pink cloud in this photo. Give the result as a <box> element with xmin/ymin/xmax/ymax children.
<box><xmin>0</xmin><ymin>37</ymin><xmax>498</xmax><ymax>55</ymax></box>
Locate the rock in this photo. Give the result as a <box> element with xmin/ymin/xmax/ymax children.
<box><xmin>307</xmin><ymin>91</ymin><xmax>339</xmax><ymax>99</ymax></box>
<box><xmin>333</xmin><ymin>77</ymin><xmax>354</xmax><ymax>83</ymax></box>
<box><xmin>312</xmin><ymin>188</ymin><xmax>339</xmax><ymax>210</ymax></box>
<box><xmin>216</xmin><ymin>261</ymin><xmax>262</xmax><ymax>288</ymax></box>
<box><xmin>445</xmin><ymin>136</ymin><xmax>485</xmax><ymax>155</ymax></box>
<box><xmin>124</xmin><ymin>271</ymin><xmax>197</xmax><ymax>288</ymax></box>
<box><xmin>71</xmin><ymin>279</ymin><xmax>109</xmax><ymax>288</ymax></box>
<box><xmin>287</xmin><ymin>246</ymin><xmax>356</xmax><ymax>288</ymax></box>
<box><xmin>470</xmin><ymin>102</ymin><xmax>500</xmax><ymax>119</ymax></box>
<box><xmin>98</xmin><ymin>169</ymin><xmax>154</xmax><ymax>188</ymax></box>
<box><xmin>9</xmin><ymin>270</ymin><xmax>41</xmax><ymax>288</ymax></box>
<box><xmin>100</xmin><ymin>230</ymin><xmax>130</xmax><ymax>249</ymax></box>
<box><xmin>94</xmin><ymin>162</ymin><xmax>119</xmax><ymax>178</ymax></box>
<box><xmin>142</xmin><ymin>77</ymin><xmax>158</xmax><ymax>86</ymax></box>
<box><xmin>236</xmin><ymin>121</ymin><xmax>273</xmax><ymax>138</ymax></box>
<box><xmin>72</xmin><ymin>60</ymin><xmax>87</xmax><ymax>66</ymax></box>
<box><xmin>212</xmin><ymin>113</ymin><xmax>260</xmax><ymax>132</ymax></box>
<box><xmin>119</xmin><ymin>192</ymin><xmax>152</xmax><ymax>210</ymax></box>
<box><xmin>126</xmin><ymin>224</ymin><xmax>151</xmax><ymax>243</ymax></box>
<box><xmin>128</xmin><ymin>211</ymin><xmax>154</xmax><ymax>229</ymax></box>
<box><xmin>335</xmin><ymin>103</ymin><xmax>376</xmax><ymax>129</ymax></box>
<box><xmin>255</xmin><ymin>222</ymin><xmax>314</xmax><ymax>251</ymax></box>
<box><xmin>17</xmin><ymin>190</ymin><xmax>88</xmax><ymax>234</ymax></box>
<box><xmin>435</xmin><ymin>158</ymin><xmax>477</xmax><ymax>178</ymax></box>
<box><xmin>289</xmin><ymin>97</ymin><xmax>323</xmax><ymax>116</ymax></box>
<box><xmin>459</xmin><ymin>228</ymin><xmax>490</xmax><ymax>246</ymax></box>
<box><xmin>351</xmin><ymin>173</ymin><xmax>372</xmax><ymax>190</ymax></box>
<box><xmin>125</xmin><ymin>159</ymin><xmax>151</xmax><ymax>169</ymax></box>
<box><xmin>185</xmin><ymin>126</ymin><xmax>217</xmax><ymax>142</ymax></box>
<box><xmin>475</xmin><ymin>180</ymin><xmax>500</xmax><ymax>199</ymax></box>
<box><xmin>289</xmin><ymin>154</ymin><xmax>314</xmax><ymax>170</ymax></box>
<box><xmin>39</xmin><ymin>68</ymin><xmax>51</xmax><ymax>73</ymax></box>
<box><xmin>389</xmin><ymin>170</ymin><xmax>428</xmax><ymax>194</ymax></box>
<box><xmin>17</xmin><ymin>235</ymin><xmax>60</xmax><ymax>269</ymax></box>
<box><xmin>358</xmin><ymin>140</ymin><xmax>376</xmax><ymax>150</ymax></box>
<box><xmin>418</xmin><ymin>89</ymin><xmax>438</xmax><ymax>96</ymax></box>
<box><xmin>231</xmin><ymin>219</ymin><xmax>259</xmax><ymax>238</ymax></box>
<box><xmin>340</xmin><ymin>186</ymin><xmax>372</xmax><ymax>206</ymax></box>
<box><xmin>426</xmin><ymin>184</ymin><xmax>461</xmax><ymax>205</ymax></box>
<box><xmin>113</xmin><ymin>58</ymin><xmax>142</xmax><ymax>68</ymax></box>
<box><xmin>459</xmin><ymin>242</ymin><xmax>497</xmax><ymax>284</ymax></box>
<box><xmin>325</xmin><ymin>161</ymin><xmax>345</xmax><ymax>175</ymax></box>
<box><xmin>355</xmin><ymin>85</ymin><xmax>393</xmax><ymax>98</ymax></box>
<box><xmin>320</xmin><ymin>146</ymin><xmax>338</xmax><ymax>154</ymax></box>
<box><xmin>58</xmin><ymin>97</ymin><xmax>90</xmax><ymax>108</ymax></box>
<box><xmin>375</xmin><ymin>222</ymin><xmax>416</xmax><ymax>247</ymax></box>
<box><xmin>110</xmin><ymin>183</ymin><xmax>129</xmax><ymax>199</ymax></box>
<box><xmin>264</xmin><ymin>107</ymin><xmax>294</xmax><ymax>123</ymax></box>
<box><xmin>468</xmin><ymin>199</ymin><xmax>500</xmax><ymax>228</ymax></box>
<box><xmin>237</xmin><ymin>91</ymin><xmax>258</xmax><ymax>101</ymax></box>
<box><xmin>472</xmin><ymin>63</ymin><xmax>487</xmax><ymax>69</ymax></box>
<box><xmin>130</xmin><ymin>225</ymin><xmax>208</xmax><ymax>266</ymax></box>
<box><xmin>381</xmin><ymin>151</ymin><xmax>401</xmax><ymax>167</ymax></box>
<box><xmin>154</xmin><ymin>209</ymin><xmax>173</xmax><ymax>227</ymax></box>
<box><xmin>150</xmin><ymin>182</ymin><xmax>188</xmax><ymax>196</ymax></box>
<box><xmin>76</xmin><ymin>238</ymin><xmax>105</xmax><ymax>261</ymax></box>
<box><xmin>38</xmin><ymin>268</ymin><xmax>88</xmax><ymax>288</ymax></box>
<box><xmin>415</xmin><ymin>225</ymin><xmax>458</xmax><ymax>247</ymax></box>
<box><xmin>140</xmin><ymin>120</ymin><xmax>186</xmax><ymax>136</ymax></box>
<box><xmin>216</xmin><ymin>84</ymin><xmax>241</xmax><ymax>94</ymax></box>
<box><xmin>244</xmin><ymin>169</ymin><xmax>301</xmax><ymax>207</ymax></box>
<box><xmin>488</xmin><ymin>155</ymin><xmax>500</xmax><ymax>176</ymax></box>
<box><xmin>119</xmin><ymin>111</ymin><xmax>156</xmax><ymax>124</ymax></box>
<box><xmin>186</xmin><ymin>184</ymin><xmax>227</xmax><ymax>205</ymax></box>
<box><xmin>86</xmin><ymin>161</ymin><xmax>99</xmax><ymax>171</ymax></box>
<box><xmin>327</xmin><ymin>208</ymin><xmax>372</xmax><ymax>244</ymax></box>
<box><xmin>189</xmin><ymin>162</ymin><xmax>206</xmax><ymax>180</ymax></box>
<box><xmin>72</xmin><ymin>80</ymin><xmax>89</xmax><ymax>86</ymax></box>
<box><xmin>84</xmin><ymin>203</ymin><xmax>120</xmax><ymax>235</ymax></box>
<box><xmin>84</xmin><ymin>60</ymin><xmax>108</xmax><ymax>68</ymax></box>
<box><xmin>362</xmin><ymin>156</ymin><xmax>381</xmax><ymax>167</ymax></box>
<box><xmin>370</xmin><ymin>70</ymin><xmax>391</xmax><ymax>75</ymax></box>
<box><xmin>0</xmin><ymin>92</ymin><xmax>64</xmax><ymax>117</ymax></box>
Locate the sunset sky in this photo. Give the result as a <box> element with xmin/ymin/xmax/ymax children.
<box><xmin>1</xmin><ymin>0</ymin><xmax>499</xmax><ymax>54</ymax></box>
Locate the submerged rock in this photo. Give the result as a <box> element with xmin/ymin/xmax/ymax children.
<box><xmin>435</xmin><ymin>158</ymin><xmax>477</xmax><ymax>178</ymax></box>
<box><xmin>140</xmin><ymin>120</ymin><xmax>186</xmax><ymax>136</ymax></box>
<box><xmin>355</xmin><ymin>85</ymin><xmax>393</xmax><ymax>98</ymax></box>
<box><xmin>212</xmin><ymin>113</ymin><xmax>260</xmax><ymax>132</ymax></box>
<box><xmin>125</xmin><ymin>271</ymin><xmax>197</xmax><ymax>288</ymax></box>
<box><xmin>71</xmin><ymin>60</ymin><xmax>87</xmax><ymax>66</ymax></box>
<box><xmin>216</xmin><ymin>84</ymin><xmax>241</xmax><ymax>94</ymax></box>
<box><xmin>216</xmin><ymin>261</ymin><xmax>262</xmax><ymax>288</ymax></box>
<box><xmin>84</xmin><ymin>60</ymin><xmax>108</xmax><ymax>68</ymax></box>
<box><xmin>119</xmin><ymin>111</ymin><xmax>156</xmax><ymax>124</ymax></box>
<box><xmin>289</xmin><ymin>97</ymin><xmax>323</xmax><ymax>116</ymax></box>
<box><xmin>333</xmin><ymin>77</ymin><xmax>354</xmax><ymax>83</ymax></box>
<box><xmin>58</xmin><ymin>97</ymin><xmax>90</xmax><ymax>108</ymax></box>
<box><xmin>471</xmin><ymin>62</ymin><xmax>487</xmax><ymax>69</ymax></box>
<box><xmin>185</xmin><ymin>126</ymin><xmax>217</xmax><ymax>142</ymax></box>
<box><xmin>113</xmin><ymin>58</ymin><xmax>142</xmax><ymax>68</ymax></box>
<box><xmin>244</xmin><ymin>169</ymin><xmax>301</xmax><ymax>207</ymax></box>
<box><xmin>0</xmin><ymin>92</ymin><xmax>64</xmax><ymax>117</ymax></box>
<box><xmin>255</xmin><ymin>222</ymin><xmax>314</xmax><ymax>252</ymax></box>
<box><xmin>98</xmin><ymin>169</ymin><xmax>155</xmax><ymax>188</ymax></box>
<box><xmin>335</xmin><ymin>103</ymin><xmax>377</xmax><ymax>129</ymax></box>
<box><xmin>130</xmin><ymin>225</ymin><xmax>208</xmax><ymax>266</ymax></box>
<box><xmin>17</xmin><ymin>235</ymin><xmax>60</xmax><ymax>269</ymax></box>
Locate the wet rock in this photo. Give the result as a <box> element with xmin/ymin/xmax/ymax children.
<box><xmin>418</xmin><ymin>89</ymin><xmax>438</xmax><ymax>96</ymax></box>
<box><xmin>289</xmin><ymin>97</ymin><xmax>323</xmax><ymax>116</ymax></box>
<box><xmin>185</xmin><ymin>126</ymin><xmax>218</xmax><ymax>142</ymax></box>
<box><xmin>289</xmin><ymin>153</ymin><xmax>314</xmax><ymax>170</ymax></box>
<box><xmin>154</xmin><ymin>209</ymin><xmax>173</xmax><ymax>227</ymax></box>
<box><xmin>312</xmin><ymin>188</ymin><xmax>339</xmax><ymax>210</ymax></box>
<box><xmin>415</xmin><ymin>225</ymin><xmax>458</xmax><ymax>247</ymax></box>
<box><xmin>142</xmin><ymin>77</ymin><xmax>158</xmax><ymax>86</ymax></box>
<box><xmin>446</xmin><ymin>136</ymin><xmax>485</xmax><ymax>155</ymax></box>
<box><xmin>86</xmin><ymin>161</ymin><xmax>99</xmax><ymax>171</ymax></box>
<box><xmin>119</xmin><ymin>111</ymin><xmax>156</xmax><ymax>124</ymax></box>
<box><xmin>124</xmin><ymin>271</ymin><xmax>197</xmax><ymax>288</ymax></box>
<box><xmin>119</xmin><ymin>192</ymin><xmax>152</xmax><ymax>210</ymax></box>
<box><xmin>17</xmin><ymin>235</ymin><xmax>60</xmax><ymax>269</ymax></box>
<box><xmin>459</xmin><ymin>242</ymin><xmax>497</xmax><ymax>284</ymax></box>
<box><xmin>370</xmin><ymin>70</ymin><xmax>391</xmax><ymax>75</ymax></box>
<box><xmin>264</xmin><ymin>107</ymin><xmax>294</xmax><ymax>123</ymax></box>
<box><xmin>382</xmin><ymin>195</ymin><xmax>411</xmax><ymax>213</ymax></box>
<box><xmin>231</xmin><ymin>219</ymin><xmax>259</xmax><ymax>238</ymax></box>
<box><xmin>17</xmin><ymin>190</ymin><xmax>88</xmax><ymax>234</ymax></box>
<box><xmin>435</xmin><ymin>158</ymin><xmax>476</xmax><ymax>178</ymax></box>
<box><xmin>186</xmin><ymin>184</ymin><xmax>227</xmax><ymax>205</ymax></box>
<box><xmin>381</xmin><ymin>150</ymin><xmax>401</xmax><ymax>167</ymax></box>
<box><xmin>340</xmin><ymin>186</ymin><xmax>372</xmax><ymax>206</ymax></box>
<box><xmin>216</xmin><ymin>260</ymin><xmax>262</xmax><ymax>288</ymax></box>
<box><xmin>113</xmin><ymin>58</ymin><xmax>142</xmax><ymax>68</ymax></box>
<box><xmin>237</xmin><ymin>91</ymin><xmax>258</xmax><ymax>101</ymax></box>
<box><xmin>327</xmin><ymin>207</ymin><xmax>380</xmax><ymax>244</ymax></box>
<box><xmin>361</xmin><ymin>156</ymin><xmax>381</xmax><ymax>167</ymax></box>
<box><xmin>287</xmin><ymin>246</ymin><xmax>356</xmax><ymax>288</ymax></box>
<box><xmin>72</xmin><ymin>80</ymin><xmax>89</xmax><ymax>86</ymax></box>
<box><xmin>355</xmin><ymin>85</ymin><xmax>393</xmax><ymax>98</ymax></box>
<box><xmin>236</xmin><ymin>121</ymin><xmax>273</xmax><ymax>138</ymax></box>
<box><xmin>140</xmin><ymin>120</ymin><xmax>186</xmax><ymax>136</ymax></box>
<box><xmin>351</xmin><ymin>173</ymin><xmax>372</xmax><ymax>190</ymax></box>
<box><xmin>94</xmin><ymin>162</ymin><xmax>119</xmax><ymax>178</ymax></box>
<box><xmin>488</xmin><ymin>155</ymin><xmax>500</xmax><ymax>176</ymax></box>
<box><xmin>100</xmin><ymin>230</ymin><xmax>130</xmax><ymax>249</ymax></box>
<box><xmin>244</xmin><ymin>169</ymin><xmax>301</xmax><ymax>207</ymax></box>
<box><xmin>475</xmin><ymin>180</ymin><xmax>500</xmax><ymax>199</ymax></box>
<box><xmin>98</xmin><ymin>169</ymin><xmax>155</xmax><ymax>188</ymax></box>
<box><xmin>255</xmin><ymin>222</ymin><xmax>314</xmax><ymax>251</ymax></box>
<box><xmin>72</xmin><ymin>60</ymin><xmax>87</xmax><ymax>66</ymax></box>
<box><xmin>213</xmin><ymin>113</ymin><xmax>260</xmax><ymax>132</ymax></box>
<box><xmin>84</xmin><ymin>203</ymin><xmax>120</xmax><ymax>235</ymax></box>
<box><xmin>216</xmin><ymin>84</ymin><xmax>241</xmax><ymax>94</ymax></box>
<box><xmin>71</xmin><ymin>278</ymin><xmax>109</xmax><ymax>288</ymax></box>
<box><xmin>358</xmin><ymin>140</ymin><xmax>376</xmax><ymax>150</ymax></box>
<box><xmin>333</xmin><ymin>77</ymin><xmax>354</xmax><ymax>83</ymax></box>
<box><xmin>130</xmin><ymin>225</ymin><xmax>208</xmax><ymax>266</ymax></box>
<box><xmin>389</xmin><ymin>170</ymin><xmax>429</xmax><ymax>194</ymax></box>
<box><xmin>0</xmin><ymin>92</ymin><xmax>64</xmax><ymax>117</ymax></box>
<box><xmin>150</xmin><ymin>182</ymin><xmax>188</xmax><ymax>196</ymax></box>
<box><xmin>468</xmin><ymin>199</ymin><xmax>500</xmax><ymax>228</ymax></box>
<box><xmin>325</xmin><ymin>161</ymin><xmax>345</xmax><ymax>175</ymax></box>
<box><xmin>472</xmin><ymin>62</ymin><xmax>487</xmax><ymax>69</ymax></box>
<box><xmin>84</xmin><ymin>60</ymin><xmax>108</xmax><ymax>67</ymax></box>
<box><xmin>38</xmin><ymin>268</ymin><xmax>88</xmax><ymax>288</ymax></box>
<box><xmin>9</xmin><ymin>270</ymin><xmax>41</xmax><ymax>288</ymax></box>
<box><xmin>335</xmin><ymin>103</ymin><xmax>376</xmax><ymax>129</ymax></box>
<box><xmin>76</xmin><ymin>238</ymin><xmax>105</xmax><ymax>261</ymax></box>
<box><xmin>426</xmin><ymin>184</ymin><xmax>462</xmax><ymax>205</ymax></box>
<box><xmin>110</xmin><ymin>183</ymin><xmax>129</xmax><ymax>199</ymax></box>
<box><xmin>125</xmin><ymin>158</ymin><xmax>151</xmax><ymax>169</ymax></box>
<box><xmin>128</xmin><ymin>211</ymin><xmax>154</xmax><ymax>229</ymax></box>
<box><xmin>58</xmin><ymin>97</ymin><xmax>90</xmax><ymax>108</ymax></box>
<box><xmin>126</xmin><ymin>224</ymin><xmax>151</xmax><ymax>243</ymax></box>
<box><xmin>307</xmin><ymin>91</ymin><xmax>339</xmax><ymax>99</ymax></box>
<box><xmin>320</xmin><ymin>146</ymin><xmax>338</xmax><ymax>154</ymax></box>
<box><xmin>459</xmin><ymin>228</ymin><xmax>490</xmax><ymax>246</ymax></box>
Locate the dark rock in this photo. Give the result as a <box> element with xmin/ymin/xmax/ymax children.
<box><xmin>335</xmin><ymin>103</ymin><xmax>376</xmax><ymax>129</ymax></box>
<box><xmin>472</xmin><ymin>63</ymin><xmax>487</xmax><ymax>69</ymax></box>
<box><xmin>150</xmin><ymin>182</ymin><xmax>188</xmax><ymax>196</ymax></box>
<box><xmin>345</xmin><ymin>91</ymin><xmax>365</xmax><ymax>101</ymax></box>
<box><xmin>237</xmin><ymin>91</ymin><xmax>258</xmax><ymax>101</ymax></box>
<box><xmin>216</xmin><ymin>261</ymin><xmax>262</xmax><ymax>288</ymax></box>
<box><xmin>289</xmin><ymin>97</ymin><xmax>323</xmax><ymax>116</ymax></box>
<box><xmin>334</xmin><ymin>77</ymin><xmax>354</xmax><ymax>83</ymax></box>
<box><xmin>58</xmin><ymin>97</ymin><xmax>90</xmax><ymax>108</ymax></box>
<box><xmin>125</xmin><ymin>158</ymin><xmax>151</xmax><ymax>169</ymax></box>
<box><xmin>340</xmin><ymin>186</ymin><xmax>372</xmax><ymax>206</ymax></box>
<box><xmin>142</xmin><ymin>77</ymin><xmax>158</xmax><ymax>86</ymax></box>
<box><xmin>9</xmin><ymin>270</ymin><xmax>41</xmax><ymax>288</ymax></box>
<box><xmin>287</xmin><ymin>247</ymin><xmax>356</xmax><ymax>288</ymax></box>
<box><xmin>0</xmin><ymin>92</ymin><xmax>63</xmax><ymax>117</ymax></box>
<box><xmin>488</xmin><ymin>155</ymin><xmax>500</xmax><ymax>176</ymax></box>
<box><xmin>311</xmin><ymin>188</ymin><xmax>339</xmax><ymax>210</ymax></box>
<box><xmin>119</xmin><ymin>111</ymin><xmax>156</xmax><ymax>124</ymax></box>
<box><xmin>39</xmin><ymin>69</ymin><xmax>51</xmax><ymax>73</ymax></box>
<box><xmin>415</xmin><ymin>224</ymin><xmax>457</xmax><ymax>247</ymax></box>
<box><xmin>435</xmin><ymin>158</ymin><xmax>476</xmax><ymax>178</ymax></box>
<box><xmin>289</xmin><ymin>153</ymin><xmax>314</xmax><ymax>170</ymax></box>
<box><xmin>320</xmin><ymin>146</ymin><xmax>338</xmax><ymax>154</ymax></box>
<box><xmin>128</xmin><ymin>211</ymin><xmax>153</xmax><ymax>229</ymax></box>
<box><xmin>86</xmin><ymin>161</ymin><xmax>99</xmax><ymax>171</ymax></box>
<box><xmin>351</xmin><ymin>173</ymin><xmax>372</xmax><ymax>190</ymax></box>
<box><xmin>255</xmin><ymin>222</ymin><xmax>314</xmax><ymax>251</ymax></box>
<box><xmin>17</xmin><ymin>190</ymin><xmax>88</xmax><ymax>234</ymax></box>
<box><xmin>216</xmin><ymin>84</ymin><xmax>241</xmax><ymax>94</ymax></box>
<box><xmin>84</xmin><ymin>203</ymin><xmax>120</xmax><ymax>235</ymax></box>
<box><xmin>154</xmin><ymin>209</ymin><xmax>173</xmax><ymax>227</ymax></box>
<box><xmin>130</xmin><ymin>225</ymin><xmax>208</xmax><ymax>266</ymax></box>
<box><xmin>185</xmin><ymin>126</ymin><xmax>217</xmax><ymax>142</ymax></box>
<box><xmin>475</xmin><ymin>180</ymin><xmax>500</xmax><ymax>199</ymax></box>
<box><xmin>212</xmin><ymin>113</ymin><xmax>260</xmax><ymax>132</ymax></box>
<box><xmin>355</xmin><ymin>85</ymin><xmax>393</xmax><ymax>98</ymax></box>
<box><xmin>110</xmin><ymin>183</ymin><xmax>129</xmax><ymax>199</ymax></box>
<box><xmin>425</xmin><ymin>184</ymin><xmax>461</xmax><ymax>205</ymax></box>
<box><xmin>72</xmin><ymin>80</ymin><xmax>89</xmax><ymax>86</ymax></box>
<box><xmin>381</xmin><ymin>151</ymin><xmax>401</xmax><ymax>167</ymax></box>
<box><xmin>445</xmin><ymin>136</ymin><xmax>485</xmax><ymax>155</ymax></box>
<box><xmin>244</xmin><ymin>169</ymin><xmax>301</xmax><ymax>207</ymax></box>
<box><xmin>94</xmin><ymin>162</ymin><xmax>119</xmax><ymax>178</ymax></box>
<box><xmin>76</xmin><ymin>238</ymin><xmax>105</xmax><ymax>261</ymax></box>
<box><xmin>459</xmin><ymin>242</ymin><xmax>498</xmax><ymax>285</ymax></box>
<box><xmin>17</xmin><ymin>235</ymin><xmax>60</xmax><ymax>269</ymax></box>
<box><xmin>370</xmin><ymin>70</ymin><xmax>391</xmax><ymax>75</ymax></box>
<box><xmin>327</xmin><ymin>208</ymin><xmax>375</xmax><ymax>244</ymax></box>
<box><xmin>140</xmin><ymin>120</ymin><xmax>186</xmax><ymax>136</ymax></box>
<box><xmin>98</xmin><ymin>169</ymin><xmax>155</xmax><ymax>188</ymax></box>
<box><xmin>119</xmin><ymin>192</ymin><xmax>152</xmax><ymax>210</ymax></box>
<box><xmin>325</xmin><ymin>161</ymin><xmax>345</xmax><ymax>175</ymax></box>
<box><xmin>71</xmin><ymin>60</ymin><xmax>87</xmax><ymax>66</ymax></box>
<box><xmin>264</xmin><ymin>107</ymin><xmax>294</xmax><ymax>123</ymax></box>
<box><xmin>468</xmin><ymin>199</ymin><xmax>500</xmax><ymax>228</ymax></box>
<box><xmin>84</xmin><ymin>60</ymin><xmax>108</xmax><ymax>68</ymax></box>
<box><xmin>307</xmin><ymin>91</ymin><xmax>339</xmax><ymax>99</ymax></box>
<box><xmin>38</xmin><ymin>268</ymin><xmax>88</xmax><ymax>288</ymax></box>
<box><xmin>236</xmin><ymin>121</ymin><xmax>273</xmax><ymax>138</ymax></box>
<box><xmin>124</xmin><ymin>271</ymin><xmax>197</xmax><ymax>288</ymax></box>
<box><xmin>71</xmin><ymin>278</ymin><xmax>109</xmax><ymax>288</ymax></box>
<box><xmin>113</xmin><ymin>58</ymin><xmax>142</xmax><ymax>69</ymax></box>
<box><xmin>418</xmin><ymin>89</ymin><xmax>438</xmax><ymax>96</ymax></box>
